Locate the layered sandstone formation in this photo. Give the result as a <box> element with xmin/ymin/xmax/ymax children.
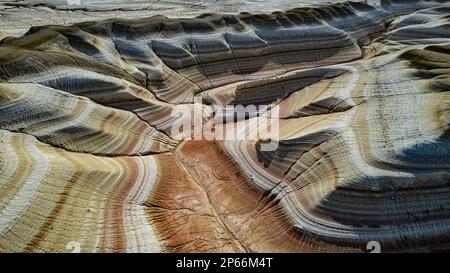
<box><xmin>1</xmin><ymin>0</ymin><xmax>450</xmax><ymax>252</ymax></box>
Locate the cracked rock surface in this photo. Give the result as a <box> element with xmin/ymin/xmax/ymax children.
<box><xmin>1</xmin><ymin>0</ymin><xmax>450</xmax><ymax>252</ymax></box>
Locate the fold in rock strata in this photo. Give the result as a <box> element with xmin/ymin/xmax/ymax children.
<box><xmin>1</xmin><ymin>0</ymin><xmax>450</xmax><ymax>252</ymax></box>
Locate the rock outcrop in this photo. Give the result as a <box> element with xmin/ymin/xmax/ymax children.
<box><xmin>1</xmin><ymin>0</ymin><xmax>450</xmax><ymax>252</ymax></box>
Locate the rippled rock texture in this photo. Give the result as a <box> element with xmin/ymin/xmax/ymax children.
<box><xmin>1</xmin><ymin>0</ymin><xmax>450</xmax><ymax>252</ymax></box>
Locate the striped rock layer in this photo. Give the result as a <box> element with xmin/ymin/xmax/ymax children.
<box><xmin>1</xmin><ymin>0</ymin><xmax>450</xmax><ymax>252</ymax></box>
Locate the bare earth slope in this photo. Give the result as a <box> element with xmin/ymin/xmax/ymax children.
<box><xmin>1</xmin><ymin>0</ymin><xmax>450</xmax><ymax>252</ymax></box>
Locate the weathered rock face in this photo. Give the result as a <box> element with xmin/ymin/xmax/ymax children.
<box><xmin>0</xmin><ymin>0</ymin><xmax>450</xmax><ymax>252</ymax></box>
<box><xmin>0</xmin><ymin>0</ymin><xmax>352</xmax><ymax>40</ymax></box>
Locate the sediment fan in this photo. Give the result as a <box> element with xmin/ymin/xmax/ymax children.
<box><xmin>0</xmin><ymin>0</ymin><xmax>450</xmax><ymax>252</ymax></box>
